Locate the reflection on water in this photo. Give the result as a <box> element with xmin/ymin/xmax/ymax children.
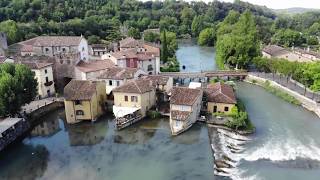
<box><xmin>0</xmin><ymin>109</ymin><xmax>214</xmax><ymax>180</ymax></box>
<box><xmin>176</xmin><ymin>39</ymin><xmax>216</xmax><ymax>72</ymax></box>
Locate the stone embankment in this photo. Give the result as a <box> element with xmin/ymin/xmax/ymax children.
<box><xmin>246</xmin><ymin>74</ymin><xmax>320</xmax><ymax>118</ymax></box>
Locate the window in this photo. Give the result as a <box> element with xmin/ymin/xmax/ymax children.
<box><xmin>45</xmin><ymin>77</ymin><xmax>49</xmax><ymax>83</ymax></box>
<box><xmin>116</xmin><ymin>81</ymin><xmax>120</xmax><ymax>86</ymax></box>
<box><xmin>76</xmin><ymin>110</ymin><xmax>84</xmax><ymax>115</ymax></box>
<box><xmin>75</xmin><ymin>100</ymin><xmax>82</xmax><ymax>105</ymax></box>
<box><xmin>62</xmin><ymin>48</ymin><xmax>66</xmax><ymax>52</ymax></box>
<box><xmin>213</xmin><ymin>106</ymin><xmax>217</xmax><ymax>113</ymax></box>
<box><xmin>147</xmin><ymin>65</ymin><xmax>153</xmax><ymax>71</ymax></box>
<box><xmin>45</xmin><ymin>48</ymin><xmax>49</xmax><ymax>52</ymax></box>
<box><xmin>224</xmin><ymin>106</ymin><xmax>229</xmax><ymax>112</ymax></box>
<box><xmin>44</xmin><ymin>69</ymin><xmax>47</xmax><ymax>74</ymax></box>
<box><xmin>47</xmin><ymin>90</ymin><xmax>50</xmax><ymax>96</ymax></box>
<box><xmin>131</xmin><ymin>96</ymin><xmax>138</xmax><ymax>102</ymax></box>
<box><xmin>124</xmin><ymin>96</ymin><xmax>128</xmax><ymax>101</ymax></box>
<box><xmin>82</xmin><ymin>47</ymin><xmax>85</xmax><ymax>51</ymax></box>
<box><xmin>109</xmin><ymin>80</ymin><xmax>112</xmax><ymax>86</ymax></box>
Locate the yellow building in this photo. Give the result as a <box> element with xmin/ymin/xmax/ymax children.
<box><xmin>22</xmin><ymin>62</ymin><xmax>56</xmax><ymax>99</ymax></box>
<box><xmin>112</xmin><ymin>79</ymin><xmax>156</xmax><ymax>118</ymax></box>
<box><xmin>64</xmin><ymin>80</ymin><xmax>106</xmax><ymax>124</ymax></box>
<box><xmin>204</xmin><ymin>82</ymin><xmax>236</xmax><ymax>114</ymax></box>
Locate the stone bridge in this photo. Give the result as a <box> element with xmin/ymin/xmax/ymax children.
<box><xmin>159</xmin><ymin>70</ymin><xmax>248</xmax><ymax>79</ymax></box>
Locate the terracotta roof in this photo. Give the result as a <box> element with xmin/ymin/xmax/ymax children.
<box><xmin>64</xmin><ymin>80</ymin><xmax>98</xmax><ymax>100</ymax></box>
<box><xmin>97</xmin><ymin>67</ymin><xmax>139</xmax><ymax>80</ymax></box>
<box><xmin>23</xmin><ymin>36</ymin><xmax>83</xmax><ymax>47</ymax></box>
<box><xmin>170</xmin><ymin>87</ymin><xmax>202</xmax><ymax>106</ymax></box>
<box><xmin>120</xmin><ymin>37</ymin><xmax>143</xmax><ymax>48</ymax></box>
<box><xmin>21</xmin><ymin>45</ymin><xmax>33</xmax><ymax>52</ymax></box>
<box><xmin>142</xmin><ymin>75</ymin><xmax>170</xmax><ymax>86</ymax></box>
<box><xmin>21</xmin><ymin>61</ymin><xmax>53</xmax><ymax>69</ymax></box>
<box><xmin>143</xmin><ymin>43</ymin><xmax>160</xmax><ymax>57</ymax></box>
<box><xmin>205</xmin><ymin>82</ymin><xmax>236</xmax><ymax>104</ymax></box>
<box><xmin>171</xmin><ymin>110</ymin><xmax>191</xmax><ymax>121</ymax></box>
<box><xmin>263</xmin><ymin>45</ymin><xmax>290</xmax><ymax>56</ymax></box>
<box><xmin>76</xmin><ymin>60</ymin><xmax>115</xmax><ymax>73</ymax></box>
<box><xmin>113</xmin><ymin>79</ymin><xmax>154</xmax><ymax>94</ymax></box>
<box><xmin>111</xmin><ymin>49</ymin><xmax>138</xmax><ymax>59</ymax></box>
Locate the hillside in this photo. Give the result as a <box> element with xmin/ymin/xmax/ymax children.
<box><xmin>274</xmin><ymin>7</ymin><xmax>320</xmax><ymax>14</ymax></box>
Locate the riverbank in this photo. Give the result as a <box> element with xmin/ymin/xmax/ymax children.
<box><xmin>245</xmin><ymin>74</ymin><xmax>320</xmax><ymax>118</ymax></box>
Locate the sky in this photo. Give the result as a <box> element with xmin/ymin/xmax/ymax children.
<box><xmin>141</xmin><ymin>0</ymin><xmax>320</xmax><ymax>9</ymax></box>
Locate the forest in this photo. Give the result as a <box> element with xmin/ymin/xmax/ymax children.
<box><xmin>0</xmin><ymin>0</ymin><xmax>277</xmax><ymax>45</ymax></box>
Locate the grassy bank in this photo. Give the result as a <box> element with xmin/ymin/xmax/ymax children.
<box><xmin>251</xmin><ymin>79</ymin><xmax>301</xmax><ymax>105</ymax></box>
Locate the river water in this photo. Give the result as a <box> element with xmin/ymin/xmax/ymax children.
<box><xmin>1</xmin><ymin>41</ymin><xmax>320</xmax><ymax>180</ymax></box>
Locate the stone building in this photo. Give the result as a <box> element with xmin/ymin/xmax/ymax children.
<box><xmin>10</xmin><ymin>36</ymin><xmax>89</xmax><ymax>61</ymax></box>
<box><xmin>204</xmin><ymin>82</ymin><xmax>236</xmax><ymax>114</ymax></box>
<box><xmin>21</xmin><ymin>61</ymin><xmax>56</xmax><ymax>99</ymax></box>
<box><xmin>169</xmin><ymin>87</ymin><xmax>203</xmax><ymax>135</ymax></box>
<box><xmin>74</xmin><ymin>60</ymin><xmax>115</xmax><ymax>80</ymax></box>
<box><xmin>64</xmin><ymin>80</ymin><xmax>106</xmax><ymax>124</ymax></box>
<box><xmin>112</xmin><ymin>79</ymin><xmax>156</xmax><ymax>118</ymax></box>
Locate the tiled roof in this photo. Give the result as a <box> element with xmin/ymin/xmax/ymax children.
<box><xmin>171</xmin><ymin>110</ymin><xmax>191</xmax><ymax>121</ymax></box>
<box><xmin>24</xmin><ymin>36</ymin><xmax>83</xmax><ymax>47</ymax></box>
<box><xmin>76</xmin><ymin>60</ymin><xmax>115</xmax><ymax>73</ymax></box>
<box><xmin>205</xmin><ymin>82</ymin><xmax>236</xmax><ymax>104</ymax></box>
<box><xmin>119</xmin><ymin>37</ymin><xmax>143</xmax><ymax>48</ymax></box>
<box><xmin>20</xmin><ymin>61</ymin><xmax>53</xmax><ymax>69</ymax></box>
<box><xmin>113</xmin><ymin>79</ymin><xmax>154</xmax><ymax>94</ymax></box>
<box><xmin>97</xmin><ymin>67</ymin><xmax>139</xmax><ymax>80</ymax></box>
<box><xmin>143</xmin><ymin>43</ymin><xmax>160</xmax><ymax>57</ymax></box>
<box><xmin>142</xmin><ymin>75</ymin><xmax>169</xmax><ymax>86</ymax></box>
<box><xmin>64</xmin><ymin>80</ymin><xmax>98</xmax><ymax>100</ymax></box>
<box><xmin>170</xmin><ymin>87</ymin><xmax>202</xmax><ymax>106</ymax></box>
<box><xmin>110</xmin><ymin>49</ymin><xmax>154</xmax><ymax>61</ymax></box>
<box><xmin>262</xmin><ymin>45</ymin><xmax>290</xmax><ymax>56</ymax></box>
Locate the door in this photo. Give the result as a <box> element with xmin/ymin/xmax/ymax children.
<box><xmin>213</xmin><ymin>105</ymin><xmax>217</xmax><ymax>113</ymax></box>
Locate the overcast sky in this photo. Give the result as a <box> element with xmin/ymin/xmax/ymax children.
<box><xmin>141</xmin><ymin>0</ymin><xmax>320</xmax><ymax>9</ymax></box>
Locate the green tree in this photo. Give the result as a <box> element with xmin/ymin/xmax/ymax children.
<box><xmin>191</xmin><ymin>15</ymin><xmax>205</xmax><ymax>37</ymax></box>
<box><xmin>271</xmin><ymin>29</ymin><xmax>306</xmax><ymax>47</ymax></box>
<box><xmin>87</xmin><ymin>35</ymin><xmax>101</xmax><ymax>44</ymax></box>
<box><xmin>198</xmin><ymin>27</ymin><xmax>216</xmax><ymax>46</ymax></box>
<box><xmin>216</xmin><ymin>11</ymin><xmax>260</xmax><ymax>69</ymax></box>
<box><xmin>0</xmin><ymin>20</ymin><xmax>19</xmax><ymax>44</ymax></box>
<box><xmin>144</xmin><ymin>31</ymin><xmax>160</xmax><ymax>43</ymax></box>
<box><xmin>0</xmin><ymin>63</ymin><xmax>37</xmax><ymax>117</ymax></box>
<box><xmin>161</xmin><ymin>30</ymin><xmax>168</xmax><ymax>62</ymax></box>
<box><xmin>128</xmin><ymin>27</ymin><xmax>141</xmax><ymax>39</ymax></box>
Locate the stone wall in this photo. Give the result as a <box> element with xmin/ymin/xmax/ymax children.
<box><xmin>27</xmin><ymin>101</ymin><xmax>64</xmax><ymax>125</ymax></box>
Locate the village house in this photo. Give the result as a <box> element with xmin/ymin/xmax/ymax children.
<box><xmin>97</xmin><ymin>67</ymin><xmax>146</xmax><ymax>95</ymax></box>
<box><xmin>89</xmin><ymin>44</ymin><xmax>109</xmax><ymax>60</ymax></box>
<box><xmin>21</xmin><ymin>61</ymin><xmax>56</xmax><ymax>99</ymax></box>
<box><xmin>102</xmin><ymin>48</ymin><xmax>159</xmax><ymax>75</ymax></box>
<box><xmin>64</xmin><ymin>80</ymin><xmax>106</xmax><ymax>124</ymax></box>
<box><xmin>112</xmin><ymin>79</ymin><xmax>156</xmax><ymax>128</ymax></box>
<box><xmin>74</xmin><ymin>60</ymin><xmax>115</xmax><ymax>80</ymax></box>
<box><xmin>119</xmin><ymin>37</ymin><xmax>144</xmax><ymax>51</ymax></box>
<box><xmin>169</xmin><ymin>87</ymin><xmax>203</xmax><ymax>135</ymax></box>
<box><xmin>204</xmin><ymin>82</ymin><xmax>237</xmax><ymax>114</ymax></box>
<box><xmin>10</xmin><ymin>36</ymin><xmax>89</xmax><ymax>61</ymax></box>
<box><xmin>262</xmin><ymin>45</ymin><xmax>317</xmax><ymax>62</ymax></box>
<box><xmin>141</xmin><ymin>75</ymin><xmax>173</xmax><ymax>101</ymax></box>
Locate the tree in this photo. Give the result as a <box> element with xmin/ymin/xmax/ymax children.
<box><xmin>198</xmin><ymin>27</ymin><xmax>216</xmax><ymax>46</ymax></box>
<box><xmin>128</xmin><ymin>27</ymin><xmax>141</xmax><ymax>39</ymax></box>
<box><xmin>191</xmin><ymin>15</ymin><xmax>205</xmax><ymax>37</ymax></box>
<box><xmin>144</xmin><ymin>31</ymin><xmax>160</xmax><ymax>43</ymax></box>
<box><xmin>87</xmin><ymin>35</ymin><xmax>101</xmax><ymax>44</ymax></box>
<box><xmin>0</xmin><ymin>20</ymin><xmax>19</xmax><ymax>44</ymax></box>
<box><xmin>216</xmin><ymin>10</ymin><xmax>260</xmax><ymax>69</ymax></box>
<box><xmin>308</xmin><ymin>22</ymin><xmax>320</xmax><ymax>37</ymax></box>
<box><xmin>271</xmin><ymin>29</ymin><xmax>306</xmax><ymax>47</ymax></box>
<box><xmin>0</xmin><ymin>63</ymin><xmax>37</xmax><ymax>117</ymax></box>
<box><xmin>161</xmin><ymin>30</ymin><xmax>169</xmax><ymax>63</ymax></box>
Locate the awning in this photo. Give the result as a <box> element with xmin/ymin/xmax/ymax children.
<box><xmin>113</xmin><ymin>106</ymin><xmax>141</xmax><ymax>118</ymax></box>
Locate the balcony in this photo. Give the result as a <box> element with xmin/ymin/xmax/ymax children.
<box><xmin>44</xmin><ymin>81</ymin><xmax>53</xmax><ymax>87</ymax></box>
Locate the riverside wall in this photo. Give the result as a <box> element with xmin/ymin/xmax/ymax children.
<box><xmin>245</xmin><ymin>74</ymin><xmax>320</xmax><ymax>118</ymax></box>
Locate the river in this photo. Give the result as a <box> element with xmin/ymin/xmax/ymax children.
<box><xmin>1</xmin><ymin>41</ymin><xmax>320</xmax><ymax>180</ymax></box>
